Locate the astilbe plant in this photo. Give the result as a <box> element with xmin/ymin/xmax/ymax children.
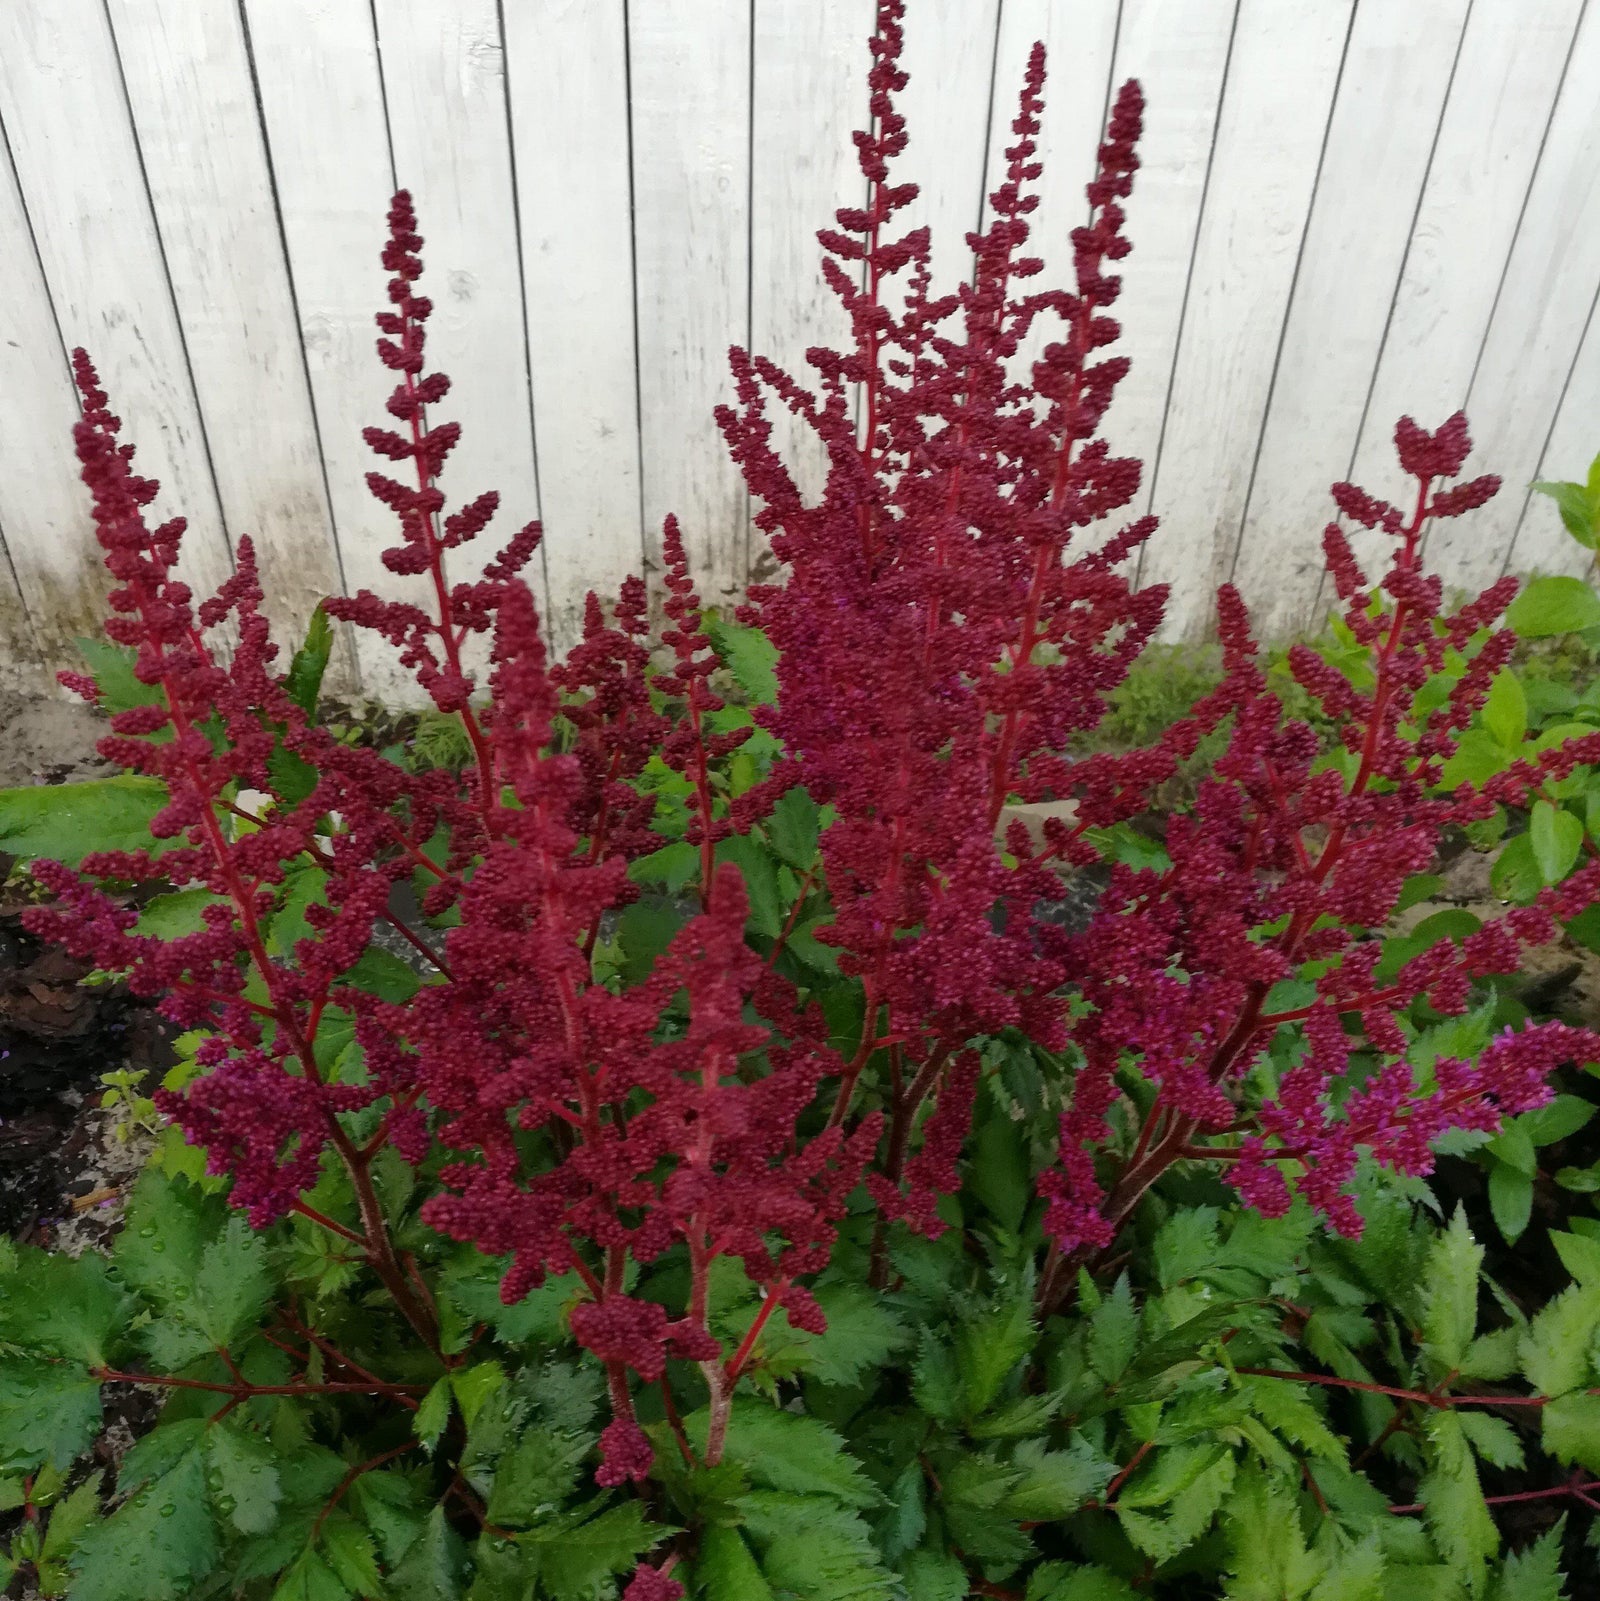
<box><xmin>17</xmin><ymin>4</ymin><xmax>1600</xmax><ymax>1594</ymax></box>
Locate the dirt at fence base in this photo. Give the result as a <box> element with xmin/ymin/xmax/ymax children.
<box><xmin>0</xmin><ymin>687</ymin><xmax>109</xmax><ymax>789</ymax></box>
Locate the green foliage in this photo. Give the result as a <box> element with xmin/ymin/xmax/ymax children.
<box><xmin>0</xmin><ymin>775</ymin><xmax>173</xmax><ymax>866</ymax></box>
<box><xmin>12</xmin><ymin>453</ymin><xmax>1600</xmax><ymax>1598</ymax></box>
<box><xmin>1532</xmin><ymin>448</ymin><xmax>1600</xmax><ymax>549</ymax></box>
<box><xmin>16</xmin><ymin>1141</ymin><xmax>1600</xmax><ymax>1599</ymax></box>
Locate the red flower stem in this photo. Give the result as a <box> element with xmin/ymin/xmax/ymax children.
<box><xmin>277</xmin><ymin>1306</ymin><xmax>422</xmax><ymax>1410</ymax></box>
<box><xmin>764</xmin><ymin>864</ymin><xmax>817</xmax><ymax>968</ymax></box>
<box><xmin>396</xmin><ymin>355</ymin><xmax>498</xmax><ymax>836</ymax></box>
<box><xmin>1388</xmin><ymin>1477</ymin><xmax>1600</xmax><ymax>1517</ymax></box>
<box><xmin>1101</xmin><ymin>1439</ymin><xmax>1155</xmax><ymax>1507</ymax></box>
<box><xmin>580</xmin><ymin>751</ymin><xmax>626</xmax><ymax>960</ymax></box>
<box><xmin>313</xmin><ymin>1444</ymin><xmax>417</xmax><ymax>1537</ymax></box>
<box><xmin>1232</xmin><ymin>1366</ymin><xmax>1553</xmax><ymax>1409</ymax></box>
<box><xmin>1256</xmin><ymin>988</ymin><xmax>1404</xmax><ymax>1028</ymax></box>
<box><xmin>174</xmin><ymin>984</ymin><xmax>278</xmax><ymax>1019</ymax></box>
<box><xmin>887</xmin><ymin>1046</ymin><xmax>950</xmax><ymax>1170</ymax></box>
<box><xmin>606</xmin><ymin>1362</ymin><xmax>638</xmax><ymax>1429</ymax></box>
<box><xmin>326</xmin><ymin>1122</ymin><xmax>443</xmax><ymax>1357</ymax></box>
<box><xmin>290</xmin><ymin>1199</ymin><xmax>368</xmax><ymax>1248</ymax></box>
<box><xmin>724</xmin><ymin>1280</ymin><xmax>790</xmax><ymax>1385</ymax></box>
<box><xmin>685</xmin><ymin>679</ymin><xmax>717</xmax><ymax>911</ymax></box>
<box><xmin>569</xmin><ymin>1253</ymin><xmax>605</xmax><ymax>1301</ymax></box>
<box><xmin>659</xmin><ymin>1376</ymin><xmax>697</xmax><ymax>1468</ymax></box>
<box><xmin>373</xmin><ymin>910</ymin><xmax>452</xmax><ymax>979</ymax></box>
<box><xmin>827</xmin><ymin>999</ymin><xmax>882</xmax><ymax>1130</ymax></box>
<box><xmin>93</xmin><ymin>1367</ymin><xmax>426</xmax><ymax>1399</ymax></box>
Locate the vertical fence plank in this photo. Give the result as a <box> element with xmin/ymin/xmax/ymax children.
<box><xmin>0</xmin><ymin>132</ymin><xmax>91</xmax><ymax>678</ymax></box>
<box><xmin>1336</xmin><ymin>0</ymin><xmax>1584</xmax><ymax>599</ymax></box>
<box><xmin>1232</xmin><ymin>0</ymin><xmax>1470</xmax><ymax>639</ymax></box>
<box><xmin>105</xmin><ymin>0</ymin><xmax>343</xmax><ymax>666</ymax></box>
<box><xmin>1430</xmin><ymin>5</ymin><xmax>1600</xmax><ymax>596</ymax></box>
<box><xmin>1137</xmin><ymin>0</ymin><xmax>1354</xmax><ymax>641</ymax></box>
<box><xmin>0</xmin><ymin>0</ymin><xmax>232</xmax><ymax>635</ymax></box>
<box><xmin>373</xmin><ymin>0</ymin><xmax>544</xmax><ymax>656</ymax></box>
<box><xmin>3</xmin><ymin>2</ymin><xmax>1600</xmax><ymax>676</ymax></box>
<box><xmin>629</xmin><ymin>0</ymin><xmax>751</xmax><ymax>604</ymax></box>
<box><xmin>748</xmin><ymin>0</ymin><xmax>874</xmax><ymax>538</ymax></box>
<box><xmin>240</xmin><ymin>0</ymin><xmax>408</xmax><ymax>695</ymax></box>
<box><xmin>1096</xmin><ymin>0</ymin><xmax>1234</xmax><ymax>535</ymax></box>
<box><xmin>501</xmin><ymin>0</ymin><xmax>642</xmax><ymax>646</ymax></box>
<box><xmin>1508</xmin><ymin>299</ymin><xmax>1600</xmax><ymax>581</ymax></box>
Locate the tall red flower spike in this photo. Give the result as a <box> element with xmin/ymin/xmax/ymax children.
<box><xmin>29</xmin><ymin>6</ymin><xmax>1600</xmax><ymax>1471</ymax></box>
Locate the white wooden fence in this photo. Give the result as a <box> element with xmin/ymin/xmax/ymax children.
<box><xmin>0</xmin><ymin>0</ymin><xmax>1597</xmax><ymax>696</ymax></box>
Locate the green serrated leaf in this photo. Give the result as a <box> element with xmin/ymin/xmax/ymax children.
<box><xmin>1488</xmin><ymin>1516</ymin><xmax>1567</xmax><ymax>1601</ymax></box>
<box><xmin>1120</xmin><ymin>1446</ymin><xmax>1236</xmax><ymax>1565</ymax></box>
<box><xmin>70</xmin><ymin>1442</ymin><xmax>219</xmax><ymax>1601</ymax></box>
<box><xmin>956</xmin><ymin>1293</ymin><xmax>1036</xmax><ymax>1420</ymax></box>
<box><xmin>1542</xmin><ymin>1391</ymin><xmax>1600</xmax><ymax>1475</ymax></box>
<box><xmin>1220</xmin><ymin>1466</ymin><xmax>1319</xmax><ymax>1601</ymax></box>
<box><xmin>1531</xmin><ymin>480</ymin><xmax>1600</xmax><ymax>549</ymax></box>
<box><xmin>715</xmin><ymin>834</ymin><xmax>784</xmax><ymax>939</ymax></box>
<box><xmin>389</xmin><ymin>1505</ymin><xmax>469</xmax><ymax>1601</ymax></box>
<box><xmin>321</xmin><ymin>1515</ymin><xmax>386</xmax><ymax>1600</ymax></box>
<box><xmin>415</xmin><ymin>1378</ymin><xmax>452</xmax><ymax>1454</ymax></box>
<box><xmin>1004</xmin><ymin>1436</ymin><xmax>1115</xmax><ymax>1520</ymax></box>
<box><xmin>1235</xmin><ymin>1375</ymin><xmax>1345</xmax><ymax>1463</ymax></box>
<box><xmin>133</xmin><ymin>888</ymin><xmax>226</xmax><ymax>939</ymax></box>
<box><xmin>616</xmin><ymin>895</ymin><xmax>691</xmax><ymax>985</ymax></box>
<box><xmin>1521</xmin><ymin>1281</ymin><xmax>1600</xmax><ymax>1396</ymax></box>
<box><xmin>1524</xmin><ymin>1095</ymin><xmax>1596</xmax><ymax>1146</ymax></box>
<box><xmin>694</xmin><ymin>1524</ymin><xmax>775</xmax><ymax>1600</ymax></box>
<box><xmin>341</xmin><ymin>945</ymin><xmax>423</xmax><ymax>1003</ymax></box>
<box><xmin>114</xmin><ymin>1168</ymin><xmax>219</xmax><ymax>1303</ymax></box>
<box><xmin>1153</xmin><ymin>1206</ymin><xmax>1221</xmax><ymax>1289</ymax></box>
<box><xmin>1026</xmin><ymin>1564</ymin><xmax>1139</xmax><ymax>1601</ymax></box>
<box><xmin>1483</xmin><ymin>670</ymin><xmax>1528</xmax><ymax>749</ymax></box>
<box><xmin>1458</xmin><ymin>1411</ymin><xmax>1525</xmax><ymax>1472</ymax></box>
<box><xmin>900</xmin><ymin>1548</ymin><xmax>968</xmax><ymax>1601</ymax></box>
<box><xmin>449</xmin><ymin>1361</ymin><xmax>506</xmax><ymax>1429</ymax></box>
<box><xmin>1421</xmin><ymin>1207</ymin><xmax>1482</xmax><ymax>1371</ymax></box>
<box><xmin>0</xmin><ymin>776</ymin><xmax>174</xmax><ymax>867</ymax></box>
<box><xmin>1087</xmin><ymin>1275</ymin><xmax>1138</xmax><ymax>1385</ymax></box>
<box><xmin>351</xmin><ymin>1470</ymin><xmax>429</xmax><ymax>1567</ymax></box>
<box><xmin>1420</xmin><ymin>1411</ymin><xmax>1497</xmax><ymax>1593</ymax></box>
<box><xmin>285</xmin><ymin>603</ymin><xmax>335</xmax><ymax>717</ymax></box>
<box><xmin>485</xmin><ymin>1427</ymin><xmax>591</xmax><ymax>1528</ymax></box>
<box><xmin>35</xmin><ymin>1473</ymin><xmax>102</xmax><ymax>1592</ymax></box>
<box><xmin>768</xmin><ymin>787</ymin><xmax>820</xmax><ymax>869</ymax></box>
<box><xmin>628</xmin><ymin>840</ymin><xmax>700</xmax><ymax>894</ymax></box>
<box><xmin>1440</xmin><ymin>729</ymin><xmax>1514</xmax><ymax>789</ymax></box>
<box><xmin>272</xmin><ymin>1548</ymin><xmax>353</xmax><ymax>1601</ymax></box>
<box><xmin>771</xmin><ymin>1284</ymin><xmax>909</xmax><ymax>1388</ymax></box>
<box><xmin>0</xmin><ymin>1247</ymin><xmax>128</xmax><ymax>1367</ymax></box>
<box><xmin>739</xmin><ymin>1491</ymin><xmax>897</xmax><ymax>1601</ymax></box>
<box><xmin>74</xmin><ymin>637</ymin><xmax>166</xmax><ymax>721</ymax></box>
<box><xmin>705</xmin><ymin>619</ymin><xmax>779</xmax><ymax>705</ymax></box>
<box><xmin>142</xmin><ymin>1213</ymin><xmax>274</xmax><ymax>1368</ymax></box>
<box><xmin>1552</xmin><ymin>1230</ymin><xmax>1600</xmax><ymax>1286</ymax></box>
<box><xmin>691</xmin><ymin>1403</ymin><xmax>880</xmax><ymax>1507</ymax></box>
<box><xmin>0</xmin><ymin>1360</ymin><xmax>102</xmax><ymax>1473</ymax></box>
<box><xmin>1489</xmin><ymin>1165</ymin><xmax>1534</xmax><ymax>1243</ymax></box>
<box><xmin>522</xmin><ymin>1499</ymin><xmax>666</xmax><ymax>1601</ymax></box>
<box><xmin>208</xmin><ymin>1423</ymin><xmax>282</xmax><ymax>1535</ymax></box>
<box><xmin>1530</xmin><ymin>800</ymin><xmax>1583</xmax><ymax>884</ymax></box>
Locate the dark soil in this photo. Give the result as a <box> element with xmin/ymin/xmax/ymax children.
<box><xmin>0</xmin><ymin>896</ymin><xmax>176</xmax><ymax>1243</ymax></box>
